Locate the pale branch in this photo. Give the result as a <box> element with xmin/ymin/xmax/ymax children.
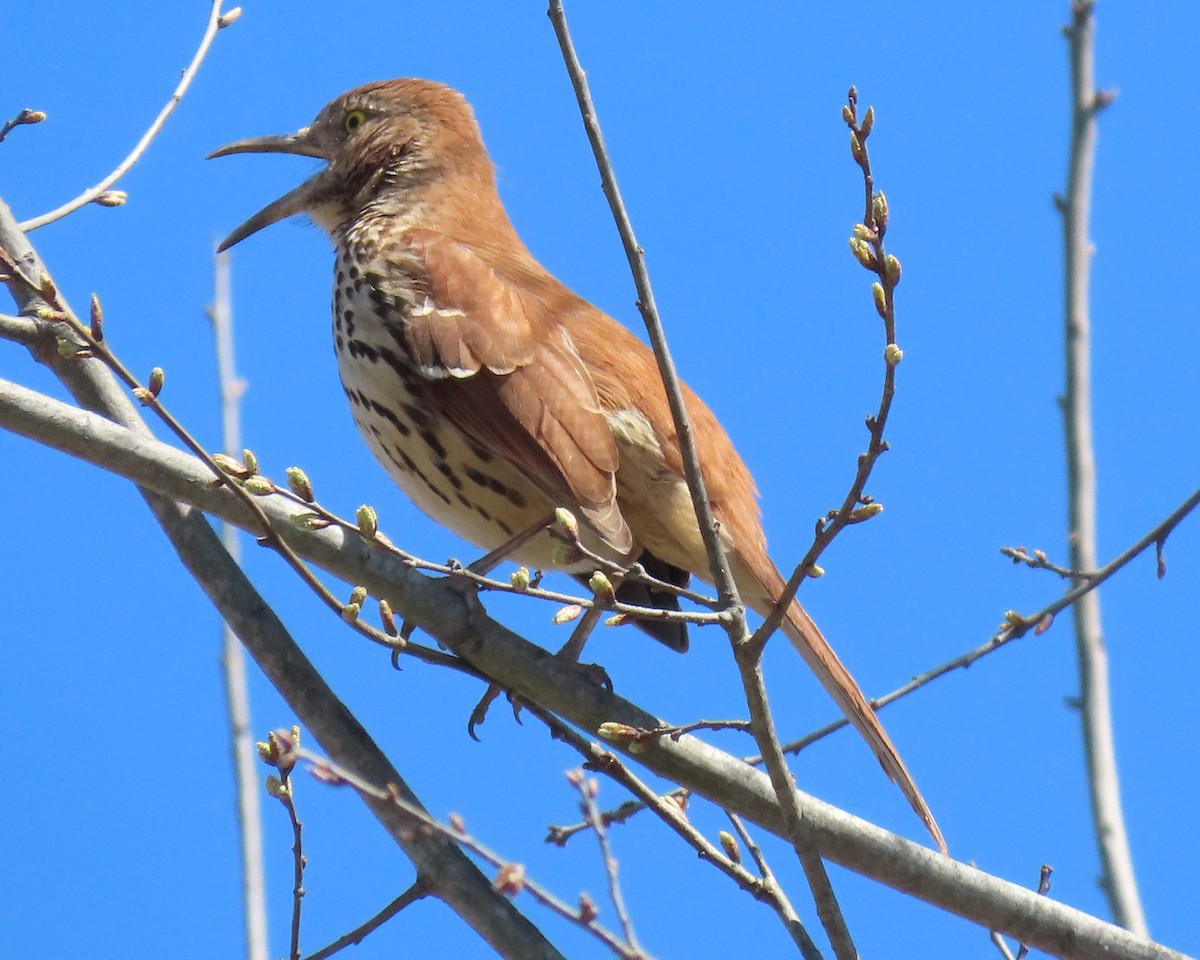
<box><xmin>207</xmin><ymin>248</ymin><xmax>268</xmax><ymax>960</ymax></box>
<box><xmin>1059</xmin><ymin>1</ymin><xmax>1144</xmax><ymax>933</ymax></box>
<box><xmin>18</xmin><ymin>1</ymin><xmax>237</xmax><ymax>231</ymax></box>
<box><xmin>0</xmin><ymin>376</ymin><xmax>1185</xmax><ymax>960</ymax></box>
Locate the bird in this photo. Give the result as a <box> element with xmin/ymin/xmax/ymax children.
<box><xmin>209</xmin><ymin>78</ymin><xmax>944</xmax><ymax>853</ymax></box>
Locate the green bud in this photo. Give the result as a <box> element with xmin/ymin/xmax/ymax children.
<box><xmin>718</xmin><ymin>830</ymin><xmax>742</xmax><ymax>865</ymax></box>
<box><xmin>241</xmin><ymin>448</ymin><xmax>260</xmax><ymax>476</ymax></box>
<box><xmin>872</xmin><ymin>282</ymin><xmax>887</xmax><ymax>318</ymax></box>
<box><xmin>356</xmin><ymin>503</ymin><xmax>378</xmax><ymax>539</ymax></box>
<box><xmin>597</xmin><ymin>721</ymin><xmax>639</xmax><ymax>742</ymax></box>
<box><xmin>552</xmin><ymin>507</ymin><xmax>579</xmax><ymax>541</ymax></box>
<box><xmin>285</xmin><ymin>467</ymin><xmax>315</xmax><ymax>502</ymax></box>
<box><xmin>349</xmin><ymin>585</ymin><xmax>368</xmax><ymax>606</ymax></box>
<box><xmin>871</xmin><ymin>190</ymin><xmax>889</xmax><ymax>231</ymax></box>
<box><xmin>860</xmin><ymin>105</ymin><xmax>875</xmax><ymax>137</ymax></box>
<box><xmin>291</xmin><ymin>511</ymin><xmax>332</xmax><ymax>531</ymax></box>
<box><xmin>243</xmin><ymin>475</ymin><xmax>275</xmax><ymax>496</ymax></box>
<box><xmin>885</xmin><ymin>253</ymin><xmax>902</xmax><ymax>285</ymax></box>
<box><xmin>588</xmin><ymin>571</ymin><xmax>614</xmax><ymax>601</ymax></box>
<box><xmin>849</xmin><ymin>237</ymin><xmax>877</xmax><ymax>270</ymax></box>
<box><xmin>510</xmin><ymin>566</ymin><xmax>531</xmax><ymax>592</ymax></box>
<box><xmin>884</xmin><ymin>343</ymin><xmax>903</xmax><ymax>367</ymax></box>
<box><xmin>849</xmin><ymin>502</ymin><xmax>885</xmax><ymax>523</ymax></box>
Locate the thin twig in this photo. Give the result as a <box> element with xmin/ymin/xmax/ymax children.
<box><xmin>207</xmin><ymin>248</ymin><xmax>268</xmax><ymax>960</ymax></box>
<box><xmin>726</xmin><ymin>813</ymin><xmax>823</xmax><ymax>960</ymax></box>
<box><xmin>546</xmin><ymin>0</ymin><xmax>741</xmax><ymax>614</ymax></box>
<box><xmin>546</xmin><ymin>7</ymin><xmax>857</xmax><ymax>956</ymax></box>
<box><xmin>0</xmin><ymin>108</ymin><xmax>46</xmax><ymax>145</ymax></box>
<box><xmin>302</xmin><ymin>881</ymin><xmax>429</xmax><ymax>960</ymax></box>
<box><xmin>18</xmin><ymin>1</ymin><xmax>236</xmax><ymax>231</ymax></box>
<box><xmin>524</xmin><ymin>702</ymin><xmax>824</xmax><ymax>957</ymax></box>
<box><xmin>262</xmin><ymin>729</ymin><xmax>308</xmax><ymax>960</ymax></box>
<box><xmin>752</xmin><ymin>88</ymin><xmax>899</xmax><ymax>650</ymax></box>
<box><xmin>1059</xmin><ymin>1</ymin><xmax>1144</xmax><ymax>933</ymax></box>
<box><xmin>574</xmin><ymin>773</ymin><xmax>643</xmax><ymax>954</ymax></box>
<box><xmin>0</xmin><ymin>253</ymin><xmax>412</xmax><ymax>659</ymax></box>
<box><xmin>280</xmin><ymin>739</ymin><xmax>653</xmax><ymax>960</ymax></box>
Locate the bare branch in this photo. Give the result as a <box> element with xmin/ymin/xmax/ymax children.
<box><xmin>0</xmin><ymin>108</ymin><xmax>47</xmax><ymax>145</ymax></box>
<box><xmin>1059</xmin><ymin>1</ymin><xmax>1145</xmax><ymax>933</ymax></box>
<box><xmin>207</xmin><ymin>248</ymin><xmax>268</xmax><ymax>960</ymax></box>
<box><xmin>18</xmin><ymin>0</ymin><xmax>234</xmax><ymax>231</ymax></box>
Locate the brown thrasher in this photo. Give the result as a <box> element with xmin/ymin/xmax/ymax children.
<box><xmin>210</xmin><ymin>79</ymin><xmax>943</xmax><ymax>852</ymax></box>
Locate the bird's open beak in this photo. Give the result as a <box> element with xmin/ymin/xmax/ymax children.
<box><xmin>207</xmin><ymin>127</ymin><xmax>328</xmax><ymax>251</ymax></box>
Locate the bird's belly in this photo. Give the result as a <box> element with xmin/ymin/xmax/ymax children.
<box><xmin>334</xmin><ymin>328</ymin><xmax>614</xmax><ymax>571</ymax></box>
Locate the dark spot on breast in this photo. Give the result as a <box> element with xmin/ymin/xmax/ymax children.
<box><xmin>379</xmin><ymin>345</ymin><xmax>419</xmax><ymax>389</ymax></box>
<box><xmin>368</xmin><ymin>398</ymin><xmax>412</xmax><ymax>437</ymax></box>
<box><xmin>401</xmin><ymin>402</ymin><xmax>430</xmax><ymax>430</ymax></box>
<box><xmin>349</xmin><ymin>265</ymin><xmax>359</xmax><ymax>279</ymax></box>
<box><xmin>466</xmin><ymin>440</ymin><xmax>493</xmax><ymax>463</ymax></box>
<box><xmin>461</xmin><ymin>465</ymin><xmax>527</xmax><ymax>508</ymax></box>
<box><xmin>347</xmin><ymin>339</ymin><xmax>378</xmax><ymax>363</ymax></box>
<box><xmin>337</xmin><ymin>270</ymin><xmax>345</xmax><ymax>284</ymax></box>
<box><xmin>435</xmin><ymin>461</ymin><xmax>463</xmax><ymax>490</ymax></box>
<box><xmin>420</xmin><ymin>428</ymin><xmax>446</xmax><ymax>460</ymax></box>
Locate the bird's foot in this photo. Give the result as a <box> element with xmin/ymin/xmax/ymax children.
<box><xmin>398</xmin><ymin>564</ymin><xmax>490</xmax><ymax>650</ymax></box>
<box><xmin>467</xmin><ymin>681</ymin><xmax>525</xmax><ymax>740</ymax></box>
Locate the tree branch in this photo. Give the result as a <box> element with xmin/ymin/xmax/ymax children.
<box><xmin>1059</xmin><ymin>1</ymin><xmax>1145</xmax><ymax>934</ymax></box>
<box><xmin>0</xmin><ymin>374</ymin><xmax>1187</xmax><ymax>960</ymax></box>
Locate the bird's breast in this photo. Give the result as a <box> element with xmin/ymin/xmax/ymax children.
<box><xmin>328</xmin><ymin>245</ymin><xmax>613</xmax><ymax>570</ymax></box>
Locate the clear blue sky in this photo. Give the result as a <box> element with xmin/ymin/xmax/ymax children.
<box><xmin>2</xmin><ymin>3</ymin><xmax>1197</xmax><ymax>958</ymax></box>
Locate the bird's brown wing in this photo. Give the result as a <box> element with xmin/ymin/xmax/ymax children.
<box><xmin>374</xmin><ymin>228</ymin><xmax>632</xmax><ymax>554</ymax></box>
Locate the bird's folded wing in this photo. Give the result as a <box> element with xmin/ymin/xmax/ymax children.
<box><xmin>378</xmin><ymin>228</ymin><xmax>633</xmax><ymax>554</ymax></box>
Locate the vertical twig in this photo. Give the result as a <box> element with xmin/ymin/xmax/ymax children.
<box><xmin>1059</xmin><ymin>0</ymin><xmax>1145</xmax><ymax>934</ymax></box>
<box><xmin>208</xmin><ymin>249</ymin><xmax>269</xmax><ymax>960</ymax></box>
<box><xmin>546</xmin><ymin>6</ymin><xmax>859</xmax><ymax>958</ymax></box>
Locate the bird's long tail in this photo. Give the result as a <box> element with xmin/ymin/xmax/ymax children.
<box><xmin>741</xmin><ymin>560</ymin><xmax>947</xmax><ymax>855</ymax></box>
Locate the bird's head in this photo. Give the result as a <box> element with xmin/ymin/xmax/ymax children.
<box><xmin>209</xmin><ymin>79</ymin><xmax>495</xmax><ymax>250</ymax></box>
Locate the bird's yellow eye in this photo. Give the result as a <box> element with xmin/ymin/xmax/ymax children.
<box><xmin>344</xmin><ymin>109</ymin><xmax>366</xmax><ymax>133</ymax></box>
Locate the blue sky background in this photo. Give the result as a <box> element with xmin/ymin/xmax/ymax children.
<box><xmin>2</xmin><ymin>3</ymin><xmax>1197</xmax><ymax>958</ymax></box>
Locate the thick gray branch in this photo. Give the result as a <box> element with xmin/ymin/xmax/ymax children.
<box><xmin>0</xmin><ymin>376</ymin><xmax>1187</xmax><ymax>960</ymax></box>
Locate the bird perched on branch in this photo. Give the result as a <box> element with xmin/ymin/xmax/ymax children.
<box><xmin>210</xmin><ymin>78</ymin><xmax>943</xmax><ymax>853</ymax></box>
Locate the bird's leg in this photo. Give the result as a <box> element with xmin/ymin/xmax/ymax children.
<box><xmin>555</xmin><ymin>601</ymin><xmax>613</xmax><ymax>690</ymax></box>
<box><xmin>464</xmin><ymin>511</ymin><xmax>558</xmax><ymax>577</ymax></box>
<box><xmin>400</xmin><ymin>512</ymin><xmax>559</xmax><ymax>645</ymax></box>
